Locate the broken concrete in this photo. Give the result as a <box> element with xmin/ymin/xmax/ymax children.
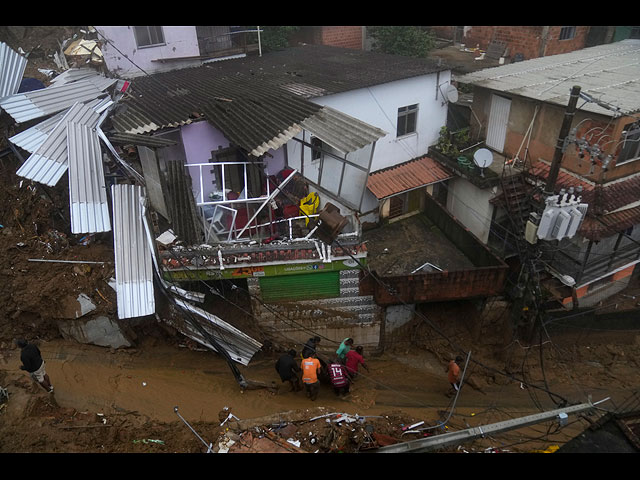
<box><xmin>57</xmin><ymin>315</ymin><xmax>136</xmax><ymax>349</ymax></box>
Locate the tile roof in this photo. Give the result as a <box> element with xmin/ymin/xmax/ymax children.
<box><xmin>580</xmin><ymin>205</ymin><xmax>640</xmax><ymax>241</ymax></box>
<box><xmin>530</xmin><ymin>161</ymin><xmax>640</xmax><ymax>213</ymax></box>
<box><xmin>529</xmin><ymin>160</ymin><xmax>640</xmax><ymax>239</ymax></box>
<box><xmin>458</xmin><ymin>40</ymin><xmax>640</xmax><ymax>117</ymax></box>
<box><xmin>367</xmin><ymin>156</ymin><xmax>453</xmax><ymax>199</ymax></box>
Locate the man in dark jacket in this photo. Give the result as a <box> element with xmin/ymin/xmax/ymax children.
<box><xmin>15</xmin><ymin>338</ymin><xmax>54</xmax><ymax>393</ymax></box>
<box><xmin>275</xmin><ymin>349</ymin><xmax>302</xmax><ymax>392</ymax></box>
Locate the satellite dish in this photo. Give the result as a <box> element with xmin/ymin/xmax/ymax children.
<box><xmin>473</xmin><ymin>148</ymin><xmax>494</xmax><ymax>177</ymax></box>
<box><xmin>444</xmin><ymin>85</ymin><xmax>459</xmax><ymax>103</ymax></box>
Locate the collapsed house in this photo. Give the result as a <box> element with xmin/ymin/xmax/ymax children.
<box><xmin>1</xmin><ymin>29</ymin><xmax>509</xmax><ymax>376</ymax></box>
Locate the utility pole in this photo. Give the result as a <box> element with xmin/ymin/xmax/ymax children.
<box><xmin>544</xmin><ymin>85</ymin><xmax>582</xmax><ymax>197</ymax></box>
<box><xmin>375</xmin><ymin>398</ymin><xmax>607</xmax><ymax>453</ymax></box>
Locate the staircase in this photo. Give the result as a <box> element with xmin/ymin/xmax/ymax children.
<box><xmin>248</xmin><ymin>269</ymin><xmax>380</xmax><ymax>326</ymax></box>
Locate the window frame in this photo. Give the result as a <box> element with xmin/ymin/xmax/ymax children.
<box><xmin>133</xmin><ymin>26</ymin><xmax>166</xmax><ymax>48</ymax></box>
<box><xmin>559</xmin><ymin>26</ymin><xmax>576</xmax><ymax>41</ymax></box>
<box><xmin>616</xmin><ymin>121</ymin><xmax>640</xmax><ymax>165</ymax></box>
<box><xmin>396</xmin><ymin>103</ymin><xmax>419</xmax><ymax>138</ymax></box>
<box><xmin>310</xmin><ymin>136</ymin><xmax>324</xmax><ymax>162</ymax></box>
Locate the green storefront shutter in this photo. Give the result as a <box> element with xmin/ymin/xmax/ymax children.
<box><xmin>259</xmin><ymin>271</ymin><xmax>340</xmax><ymax>302</ymax></box>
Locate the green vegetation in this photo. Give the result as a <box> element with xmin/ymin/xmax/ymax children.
<box><xmin>368</xmin><ymin>26</ymin><xmax>436</xmax><ymax>58</ymax></box>
<box><xmin>259</xmin><ymin>26</ymin><xmax>300</xmax><ymax>52</ymax></box>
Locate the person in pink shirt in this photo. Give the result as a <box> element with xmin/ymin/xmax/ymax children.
<box><xmin>345</xmin><ymin>346</ymin><xmax>369</xmax><ymax>380</ymax></box>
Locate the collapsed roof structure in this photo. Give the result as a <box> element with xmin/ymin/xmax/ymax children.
<box><xmin>0</xmin><ymin>40</ymin><xmax>389</xmax><ymax>375</ymax></box>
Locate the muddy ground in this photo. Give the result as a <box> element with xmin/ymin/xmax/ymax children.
<box><xmin>1</xmin><ymin>26</ymin><xmax>640</xmax><ymax>455</ymax></box>
<box><xmin>1</xmin><ymin>157</ymin><xmax>640</xmax><ymax>454</ymax></box>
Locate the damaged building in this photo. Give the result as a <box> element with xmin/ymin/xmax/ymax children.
<box><xmin>1</xmin><ymin>27</ymin><xmax>509</xmax><ymax>378</ymax></box>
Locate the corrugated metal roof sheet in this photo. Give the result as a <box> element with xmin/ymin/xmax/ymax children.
<box><xmin>16</xmin><ymin>102</ymin><xmax>101</xmax><ymax>186</ymax></box>
<box><xmin>49</xmin><ymin>67</ymin><xmax>103</xmax><ymax>86</ymax></box>
<box><xmin>67</xmin><ymin>121</ymin><xmax>111</xmax><ymax>234</ymax></box>
<box><xmin>0</xmin><ymin>42</ymin><xmax>27</xmax><ymax>100</ymax></box>
<box><xmin>112</xmin><ymin>184</ymin><xmax>155</xmax><ymax>319</ymax></box>
<box><xmin>173</xmin><ymin>298</ymin><xmax>262</xmax><ymax>366</ymax></box>
<box><xmin>367</xmin><ymin>156</ymin><xmax>454</xmax><ymax>199</ymax></box>
<box><xmin>457</xmin><ymin>40</ymin><xmax>640</xmax><ymax>116</ymax></box>
<box><xmin>300</xmin><ymin>106</ymin><xmax>387</xmax><ymax>154</ymax></box>
<box><xmin>107</xmin><ymin>132</ymin><xmax>178</xmax><ymax>148</ymax></box>
<box><xmin>9</xmin><ymin>96</ymin><xmax>113</xmax><ymax>154</ymax></box>
<box><xmin>0</xmin><ymin>77</ymin><xmax>114</xmax><ymax>123</ymax></box>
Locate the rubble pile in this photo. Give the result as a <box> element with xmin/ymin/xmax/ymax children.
<box><xmin>210</xmin><ymin>407</ymin><xmax>437</xmax><ymax>453</ymax></box>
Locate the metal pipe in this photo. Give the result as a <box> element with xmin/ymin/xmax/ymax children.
<box><xmin>28</xmin><ymin>258</ymin><xmax>108</xmax><ymax>265</ymax></box>
<box><xmin>174</xmin><ymin>406</ymin><xmax>213</xmax><ymax>453</ymax></box>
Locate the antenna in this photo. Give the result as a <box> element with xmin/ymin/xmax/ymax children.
<box><xmin>444</xmin><ymin>85</ymin><xmax>459</xmax><ymax>104</ymax></box>
<box><xmin>473</xmin><ymin>148</ymin><xmax>493</xmax><ymax>177</ymax></box>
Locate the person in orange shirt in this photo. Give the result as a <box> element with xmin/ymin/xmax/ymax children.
<box><xmin>301</xmin><ymin>353</ymin><xmax>322</xmax><ymax>401</ymax></box>
<box><xmin>447</xmin><ymin>355</ymin><xmax>463</xmax><ymax>397</ymax></box>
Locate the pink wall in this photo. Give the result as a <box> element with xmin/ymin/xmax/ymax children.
<box><xmin>181</xmin><ymin>121</ymin><xmax>230</xmax><ymax>202</ymax></box>
<box><xmin>95</xmin><ymin>26</ymin><xmax>201</xmax><ymax>78</ymax></box>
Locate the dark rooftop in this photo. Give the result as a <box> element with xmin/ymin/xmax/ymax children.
<box><xmin>202</xmin><ymin>44</ymin><xmax>450</xmax><ymax>98</ymax></box>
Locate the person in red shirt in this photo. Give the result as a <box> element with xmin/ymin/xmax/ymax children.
<box><xmin>328</xmin><ymin>359</ymin><xmax>350</xmax><ymax>396</ymax></box>
<box><xmin>301</xmin><ymin>353</ymin><xmax>322</xmax><ymax>401</ymax></box>
<box><xmin>345</xmin><ymin>346</ymin><xmax>368</xmax><ymax>380</ymax></box>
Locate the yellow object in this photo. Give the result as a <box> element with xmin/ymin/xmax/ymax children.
<box><xmin>531</xmin><ymin>445</ymin><xmax>559</xmax><ymax>453</ymax></box>
<box><xmin>299</xmin><ymin>192</ymin><xmax>319</xmax><ymax>226</ymax></box>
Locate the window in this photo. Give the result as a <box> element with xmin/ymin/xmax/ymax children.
<box><xmin>310</xmin><ymin>136</ymin><xmax>323</xmax><ymax>161</ymax></box>
<box><xmin>559</xmin><ymin>26</ymin><xmax>576</xmax><ymax>41</ymax></box>
<box><xmin>133</xmin><ymin>26</ymin><xmax>165</xmax><ymax>48</ymax></box>
<box><xmin>616</xmin><ymin>122</ymin><xmax>640</xmax><ymax>165</ymax></box>
<box><xmin>397</xmin><ymin>104</ymin><xmax>418</xmax><ymax>137</ymax></box>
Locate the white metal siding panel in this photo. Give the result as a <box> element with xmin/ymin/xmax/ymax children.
<box><xmin>0</xmin><ymin>78</ymin><xmax>110</xmax><ymax>123</ymax></box>
<box><xmin>112</xmin><ymin>184</ymin><xmax>155</xmax><ymax>319</ymax></box>
<box><xmin>67</xmin><ymin>121</ymin><xmax>111</xmax><ymax>234</ymax></box>
<box><xmin>16</xmin><ymin>102</ymin><xmax>101</xmax><ymax>186</ymax></box>
<box><xmin>173</xmin><ymin>298</ymin><xmax>262</xmax><ymax>366</ymax></box>
<box><xmin>486</xmin><ymin>94</ymin><xmax>511</xmax><ymax>152</ymax></box>
<box><xmin>0</xmin><ymin>42</ymin><xmax>28</xmax><ymax>99</ymax></box>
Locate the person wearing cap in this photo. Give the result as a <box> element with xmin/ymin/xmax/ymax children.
<box><xmin>15</xmin><ymin>338</ymin><xmax>54</xmax><ymax>393</ymax></box>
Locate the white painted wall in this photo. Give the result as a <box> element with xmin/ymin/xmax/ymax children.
<box><xmin>310</xmin><ymin>72</ymin><xmax>451</xmax><ymax>173</ymax></box>
<box><xmin>445</xmin><ymin>177</ymin><xmax>495</xmax><ymax>244</ymax></box>
<box><xmin>95</xmin><ymin>26</ymin><xmax>202</xmax><ymax>78</ymax></box>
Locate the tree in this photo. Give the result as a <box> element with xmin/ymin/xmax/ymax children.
<box><xmin>259</xmin><ymin>26</ymin><xmax>300</xmax><ymax>52</ymax></box>
<box><xmin>368</xmin><ymin>26</ymin><xmax>436</xmax><ymax>58</ymax></box>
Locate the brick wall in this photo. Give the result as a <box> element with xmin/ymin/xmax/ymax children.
<box><xmin>320</xmin><ymin>26</ymin><xmax>363</xmax><ymax>49</ymax></box>
<box><xmin>361</xmin><ymin>268</ymin><xmax>508</xmax><ymax>306</ymax></box>
<box><xmin>463</xmin><ymin>26</ymin><xmax>588</xmax><ymax>61</ymax></box>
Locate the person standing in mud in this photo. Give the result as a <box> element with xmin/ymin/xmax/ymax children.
<box><xmin>301</xmin><ymin>352</ymin><xmax>322</xmax><ymax>401</ymax></box>
<box><xmin>446</xmin><ymin>355</ymin><xmax>464</xmax><ymax>397</ymax></box>
<box><xmin>328</xmin><ymin>359</ymin><xmax>350</xmax><ymax>396</ymax></box>
<box><xmin>302</xmin><ymin>336</ymin><xmax>321</xmax><ymax>358</ymax></box>
<box><xmin>336</xmin><ymin>338</ymin><xmax>353</xmax><ymax>364</ymax></box>
<box><xmin>15</xmin><ymin>339</ymin><xmax>54</xmax><ymax>393</ymax></box>
<box><xmin>275</xmin><ymin>349</ymin><xmax>302</xmax><ymax>392</ymax></box>
<box><xmin>345</xmin><ymin>346</ymin><xmax>368</xmax><ymax>380</ymax></box>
